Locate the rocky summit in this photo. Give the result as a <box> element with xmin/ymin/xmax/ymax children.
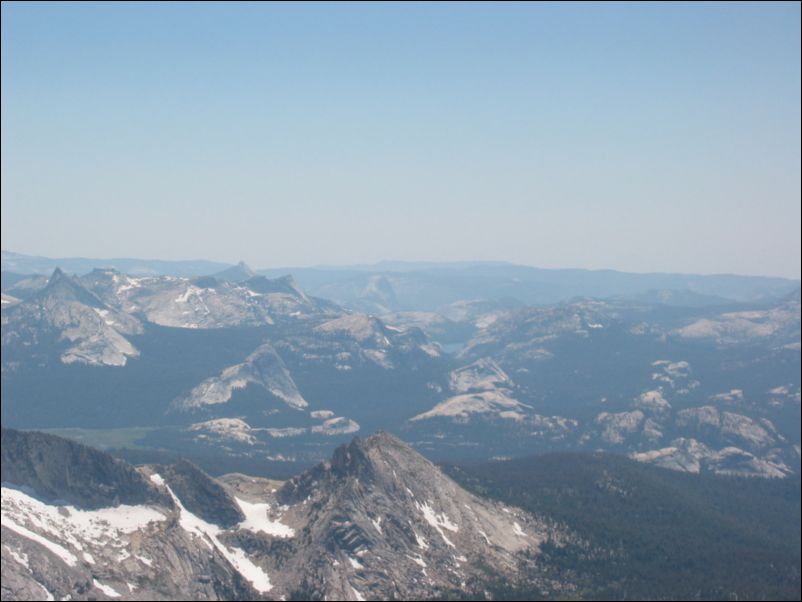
<box><xmin>0</xmin><ymin>429</ymin><xmax>568</xmax><ymax>601</ymax></box>
<box><xmin>271</xmin><ymin>432</ymin><xmax>561</xmax><ymax>600</ymax></box>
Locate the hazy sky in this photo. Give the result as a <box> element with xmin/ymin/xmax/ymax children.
<box><xmin>2</xmin><ymin>2</ymin><xmax>800</xmax><ymax>278</ymax></box>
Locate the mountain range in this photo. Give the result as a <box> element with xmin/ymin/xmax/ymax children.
<box><xmin>1</xmin><ymin>252</ymin><xmax>800</xmax><ymax>601</ymax></box>
<box><xmin>2</xmin><ymin>256</ymin><xmax>799</xmax><ymax>480</ymax></box>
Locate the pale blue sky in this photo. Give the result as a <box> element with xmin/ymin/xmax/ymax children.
<box><xmin>2</xmin><ymin>2</ymin><xmax>800</xmax><ymax>277</ymax></box>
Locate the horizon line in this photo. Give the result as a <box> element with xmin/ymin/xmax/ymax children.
<box><xmin>2</xmin><ymin>249</ymin><xmax>800</xmax><ymax>282</ymax></box>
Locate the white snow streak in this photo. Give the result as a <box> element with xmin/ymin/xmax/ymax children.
<box><xmin>1</xmin><ymin>517</ymin><xmax>78</xmax><ymax>567</ymax></box>
<box><xmin>151</xmin><ymin>474</ymin><xmax>272</xmax><ymax>593</ymax></box>
<box><xmin>93</xmin><ymin>579</ymin><xmax>121</xmax><ymax>598</ymax></box>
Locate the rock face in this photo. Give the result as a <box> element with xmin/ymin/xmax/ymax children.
<box><xmin>1</xmin><ymin>292</ymin><xmax>22</xmax><ymax>308</ymax></box>
<box><xmin>630</xmin><ymin>437</ymin><xmax>791</xmax><ymax>478</ymax></box>
<box><xmin>673</xmin><ymin>289</ymin><xmax>801</xmax><ymax>345</ymax></box>
<box><xmin>172</xmin><ymin>343</ymin><xmax>308</xmax><ymax>412</ymax></box>
<box><xmin>3</xmin><ymin>274</ymin><xmax>50</xmax><ymax>301</ymax></box>
<box><xmin>1</xmin><ymin>268</ymin><xmax>142</xmax><ymax>367</ymax></box>
<box><xmin>407</xmin><ymin>359</ymin><xmax>578</xmax><ymax>450</ymax></box>
<box><xmin>1</xmin><ymin>429</ymin><xmax>564</xmax><ymax>601</ymax></box>
<box><xmin>78</xmin><ymin>268</ymin><xmax>336</xmax><ymax>329</ymax></box>
<box><xmin>213</xmin><ymin>261</ymin><xmax>257</xmax><ymax>283</ymax></box>
<box><xmin>0</xmin><ymin>428</ymin><xmax>168</xmax><ymax>510</ymax></box>
<box><xmin>270</xmin><ymin>432</ymin><xmax>558</xmax><ymax>600</ymax></box>
<box><xmin>310</xmin><ymin>313</ymin><xmax>441</xmax><ymax>369</ymax></box>
<box><xmin>459</xmin><ymin>300</ymin><xmax>617</xmax><ymax>364</ymax></box>
<box><xmin>155</xmin><ymin>460</ymin><xmax>245</xmax><ymax>528</ymax></box>
<box><xmin>411</xmin><ymin>357</ymin><xmax>532</xmax><ymax>421</ymax></box>
<box><xmin>1</xmin><ymin>429</ymin><xmax>259</xmax><ymax>601</ymax></box>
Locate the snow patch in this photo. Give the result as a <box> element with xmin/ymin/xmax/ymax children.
<box><xmin>235</xmin><ymin>497</ymin><xmax>295</xmax><ymax>538</ymax></box>
<box><xmin>93</xmin><ymin>579</ymin><xmax>121</xmax><ymax>598</ymax></box>
<box><xmin>348</xmin><ymin>556</ymin><xmax>363</xmax><ymax>569</ymax></box>
<box><xmin>371</xmin><ymin>516</ymin><xmax>383</xmax><ymax>535</ymax></box>
<box><xmin>38</xmin><ymin>583</ymin><xmax>55</xmax><ymax>601</ymax></box>
<box><xmin>413</xmin><ymin>531</ymin><xmax>429</xmax><ymax>550</ymax></box>
<box><xmin>416</xmin><ymin>500</ymin><xmax>458</xmax><ymax>548</ymax></box>
<box><xmin>1</xmin><ymin>486</ymin><xmax>164</xmax><ymax>569</ymax></box>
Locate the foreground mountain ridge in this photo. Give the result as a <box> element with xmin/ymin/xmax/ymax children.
<box><xmin>1</xmin><ymin>429</ymin><xmax>566</xmax><ymax>601</ymax></box>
